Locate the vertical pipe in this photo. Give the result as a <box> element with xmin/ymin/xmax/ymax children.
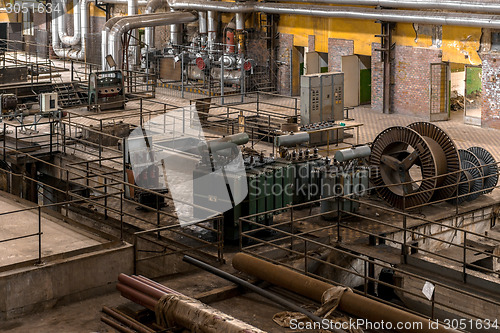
<box><xmin>38</xmin><ymin>206</ymin><xmax>42</xmax><ymax>264</ymax></box>
<box><xmin>128</xmin><ymin>0</ymin><xmax>139</xmax><ymax>69</ymax></box>
<box><xmin>199</xmin><ymin>12</ymin><xmax>207</xmax><ymax>48</ymax></box>
<box><xmin>170</xmin><ymin>8</ymin><xmax>182</xmax><ymax>45</ymax></box>
<box><xmin>207</xmin><ymin>11</ymin><xmax>217</xmax><ymax>50</ymax></box>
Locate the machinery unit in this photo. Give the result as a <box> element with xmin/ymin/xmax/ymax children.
<box><xmin>0</xmin><ymin>93</ymin><xmax>18</xmax><ymax>115</ymax></box>
<box><xmin>88</xmin><ymin>70</ymin><xmax>125</xmax><ymax>111</ymax></box>
<box><xmin>300</xmin><ymin>72</ymin><xmax>344</xmax><ymax>145</ymax></box>
<box><xmin>39</xmin><ymin>93</ymin><xmax>58</xmax><ymax>114</ymax></box>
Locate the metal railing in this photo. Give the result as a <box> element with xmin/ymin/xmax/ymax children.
<box><xmin>239</xmin><ymin>162</ymin><xmax>500</xmax><ymax>323</ymax></box>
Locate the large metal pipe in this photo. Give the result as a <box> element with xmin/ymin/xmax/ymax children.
<box><xmin>144</xmin><ymin>0</ymin><xmax>167</xmax><ymax>49</ymax></box>
<box><xmin>117</xmin><ymin>274</ymin><xmax>266</xmax><ymax>333</ymax></box>
<box><xmin>102</xmin><ymin>16</ymin><xmax>124</xmax><ymax>70</ymax></box>
<box><xmin>58</xmin><ymin>0</ymin><xmax>81</xmax><ymax>46</ymax></box>
<box><xmin>108</xmin><ymin>12</ymin><xmax>198</xmax><ymax>69</ymax></box>
<box><xmin>232</xmin><ymin>253</ymin><xmax>458</xmax><ymax>333</ymax></box>
<box><xmin>167</xmin><ymin>0</ymin><xmax>500</xmax><ymax>29</ymax></box>
<box><xmin>182</xmin><ymin>256</ymin><xmax>334</xmax><ymax>329</ymax></box>
<box><xmin>266</xmin><ymin>0</ymin><xmax>500</xmax><ymax>14</ymax></box>
<box><xmin>170</xmin><ymin>8</ymin><xmax>182</xmax><ymax>45</ymax></box>
<box><xmin>207</xmin><ymin>11</ymin><xmax>217</xmax><ymax>50</ymax></box>
<box><xmin>52</xmin><ymin>0</ymin><xmax>89</xmax><ymax>60</ymax></box>
<box><xmin>199</xmin><ymin>11</ymin><xmax>207</xmax><ymax>47</ymax></box>
<box><xmin>128</xmin><ymin>0</ymin><xmax>139</xmax><ymax>69</ymax></box>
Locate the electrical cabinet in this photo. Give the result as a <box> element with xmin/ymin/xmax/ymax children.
<box><xmin>300</xmin><ymin>72</ymin><xmax>344</xmax><ymax>125</ymax></box>
<box><xmin>39</xmin><ymin>93</ymin><xmax>58</xmax><ymax>113</ymax></box>
<box><xmin>300</xmin><ymin>72</ymin><xmax>345</xmax><ymax>145</ymax></box>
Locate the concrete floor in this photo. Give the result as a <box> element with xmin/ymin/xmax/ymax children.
<box><xmin>0</xmin><ymin>192</ymin><xmax>105</xmax><ymax>267</ymax></box>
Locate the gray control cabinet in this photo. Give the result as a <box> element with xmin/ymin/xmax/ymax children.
<box><xmin>300</xmin><ymin>72</ymin><xmax>344</xmax><ymax>125</ymax></box>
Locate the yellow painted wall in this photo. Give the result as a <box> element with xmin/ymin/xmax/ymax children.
<box><xmin>278</xmin><ymin>15</ymin><xmax>483</xmax><ymax>65</ymax></box>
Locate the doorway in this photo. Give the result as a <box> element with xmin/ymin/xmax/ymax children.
<box><xmin>464</xmin><ymin>65</ymin><xmax>482</xmax><ymax>126</ymax></box>
<box><xmin>341</xmin><ymin>55</ymin><xmax>372</xmax><ymax>107</ymax></box>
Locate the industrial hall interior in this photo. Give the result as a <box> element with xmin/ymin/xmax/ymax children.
<box><xmin>1</xmin><ymin>0</ymin><xmax>500</xmax><ymax>332</ymax></box>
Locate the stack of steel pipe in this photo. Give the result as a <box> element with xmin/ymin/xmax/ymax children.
<box><xmin>115</xmin><ymin>273</ymin><xmax>267</xmax><ymax>333</ymax></box>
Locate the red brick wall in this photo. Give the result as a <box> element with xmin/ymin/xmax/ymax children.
<box><xmin>481</xmin><ymin>53</ymin><xmax>500</xmax><ymax>130</ymax></box>
<box><xmin>371</xmin><ymin>43</ymin><xmax>383</xmax><ymax>113</ymax></box>
<box><xmin>371</xmin><ymin>44</ymin><xmax>442</xmax><ymax>117</ymax></box>
<box><xmin>277</xmin><ymin>33</ymin><xmax>294</xmax><ymax>95</ymax></box>
<box><xmin>327</xmin><ymin>38</ymin><xmax>354</xmax><ymax>72</ymax></box>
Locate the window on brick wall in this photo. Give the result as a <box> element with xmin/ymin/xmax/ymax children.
<box><xmin>492</xmin><ymin>32</ymin><xmax>500</xmax><ymax>52</ymax></box>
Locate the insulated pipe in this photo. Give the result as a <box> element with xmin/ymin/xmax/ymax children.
<box><xmin>199</xmin><ymin>11</ymin><xmax>207</xmax><ymax>47</ymax></box>
<box><xmin>167</xmin><ymin>0</ymin><xmax>500</xmax><ymax>29</ymax></box>
<box><xmin>144</xmin><ymin>0</ymin><xmax>167</xmax><ymax>49</ymax></box>
<box><xmin>170</xmin><ymin>8</ymin><xmax>182</xmax><ymax>45</ymax></box>
<box><xmin>235</xmin><ymin>12</ymin><xmax>245</xmax><ymax>31</ymax></box>
<box><xmin>102</xmin><ymin>16</ymin><xmax>124</xmax><ymax>69</ymax></box>
<box><xmin>52</xmin><ymin>0</ymin><xmax>88</xmax><ymax>60</ymax></box>
<box><xmin>232</xmin><ymin>253</ymin><xmax>459</xmax><ymax>333</ymax></box>
<box><xmin>267</xmin><ymin>0</ymin><xmax>500</xmax><ymax>14</ymax></box>
<box><xmin>108</xmin><ymin>12</ymin><xmax>198</xmax><ymax>69</ymax></box>
<box><xmin>207</xmin><ymin>11</ymin><xmax>217</xmax><ymax>50</ymax></box>
<box><xmin>58</xmin><ymin>0</ymin><xmax>81</xmax><ymax>46</ymax></box>
<box><xmin>128</xmin><ymin>0</ymin><xmax>139</xmax><ymax>69</ymax></box>
<box><xmin>182</xmin><ymin>255</ymin><xmax>335</xmax><ymax>329</ymax></box>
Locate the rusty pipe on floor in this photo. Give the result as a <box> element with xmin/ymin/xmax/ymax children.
<box><xmin>101</xmin><ymin>316</ymin><xmax>137</xmax><ymax>333</ymax></box>
<box><xmin>116</xmin><ymin>283</ymin><xmax>158</xmax><ymax>310</ymax></box>
<box><xmin>116</xmin><ymin>274</ymin><xmax>267</xmax><ymax>333</ymax></box>
<box><xmin>102</xmin><ymin>306</ymin><xmax>155</xmax><ymax>333</ymax></box>
<box><xmin>232</xmin><ymin>253</ymin><xmax>458</xmax><ymax>333</ymax></box>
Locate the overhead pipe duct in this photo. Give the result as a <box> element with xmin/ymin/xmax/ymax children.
<box><xmin>108</xmin><ymin>12</ymin><xmax>198</xmax><ymax>69</ymax></box>
<box><xmin>266</xmin><ymin>0</ymin><xmax>500</xmax><ymax>14</ymax></box>
<box><xmin>58</xmin><ymin>0</ymin><xmax>81</xmax><ymax>46</ymax></box>
<box><xmin>104</xmin><ymin>13</ymin><xmax>174</xmax><ymax>69</ymax></box>
<box><xmin>166</xmin><ymin>0</ymin><xmax>500</xmax><ymax>29</ymax></box>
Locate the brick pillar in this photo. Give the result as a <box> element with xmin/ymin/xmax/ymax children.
<box><xmin>308</xmin><ymin>35</ymin><xmax>315</xmax><ymax>52</ymax></box>
<box><xmin>327</xmin><ymin>38</ymin><xmax>354</xmax><ymax>72</ymax></box>
<box><xmin>277</xmin><ymin>33</ymin><xmax>294</xmax><ymax>95</ymax></box>
<box><xmin>371</xmin><ymin>43</ymin><xmax>384</xmax><ymax>113</ymax></box>
<box><xmin>481</xmin><ymin>53</ymin><xmax>500</xmax><ymax>129</ymax></box>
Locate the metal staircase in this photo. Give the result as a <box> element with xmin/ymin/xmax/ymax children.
<box><xmin>53</xmin><ymin>76</ymin><xmax>88</xmax><ymax>107</ymax></box>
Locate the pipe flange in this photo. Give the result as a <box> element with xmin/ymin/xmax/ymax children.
<box><xmin>370</xmin><ymin>126</ymin><xmax>439</xmax><ymax>210</ymax></box>
<box><xmin>407</xmin><ymin>122</ymin><xmax>459</xmax><ymax>201</ymax></box>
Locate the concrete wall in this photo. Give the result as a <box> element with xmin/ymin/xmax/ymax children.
<box><xmin>0</xmin><ymin>243</ymin><xmax>133</xmax><ymax>320</ymax></box>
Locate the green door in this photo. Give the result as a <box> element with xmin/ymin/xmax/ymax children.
<box><xmin>360</xmin><ymin>69</ymin><xmax>371</xmax><ymax>104</ymax></box>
